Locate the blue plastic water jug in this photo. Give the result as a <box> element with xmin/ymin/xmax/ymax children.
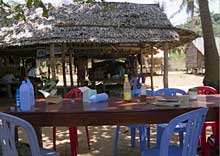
<box><xmin>26</xmin><ymin>79</ymin><xmax>35</xmax><ymax>107</ymax></box>
<box><xmin>19</xmin><ymin>81</ymin><xmax>31</xmax><ymax>111</ymax></box>
<box><xmin>15</xmin><ymin>88</ymin><xmax>20</xmax><ymax>107</ymax></box>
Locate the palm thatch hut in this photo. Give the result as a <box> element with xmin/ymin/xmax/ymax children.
<box><xmin>185</xmin><ymin>37</ymin><xmax>220</xmax><ymax>74</ymax></box>
<box><xmin>0</xmin><ymin>2</ymin><xmax>198</xmax><ymax>91</ymax></box>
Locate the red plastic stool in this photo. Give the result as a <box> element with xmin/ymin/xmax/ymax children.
<box><xmin>194</xmin><ymin>86</ymin><xmax>217</xmax><ymax>154</ymax></box>
<box><xmin>195</xmin><ymin>86</ymin><xmax>217</xmax><ymax>95</ymax></box>
<box><xmin>52</xmin><ymin>88</ymin><xmax>91</xmax><ymax>156</ymax></box>
<box><xmin>203</xmin><ymin>109</ymin><xmax>219</xmax><ymax>156</ymax></box>
<box><xmin>201</xmin><ymin>121</ymin><xmax>216</xmax><ymax>150</ymax></box>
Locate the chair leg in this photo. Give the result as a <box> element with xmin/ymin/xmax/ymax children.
<box><xmin>52</xmin><ymin>127</ymin><xmax>56</xmax><ymax>150</ymax></box>
<box><xmin>203</xmin><ymin>142</ymin><xmax>211</xmax><ymax>156</ymax></box>
<box><xmin>156</xmin><ymin>126</ymin><xmax>163</xmax><ymax>147</ymax></box>
<box><xmin>147</xmin><ymin>125</ymin><xmax>150</xmax><ymax>147</ymax></box>
<box><xmin>74</xmin><ymin>128</ymin><xmax>78</xmax><ymax>147</ymax></box>
<box><xmin>85</xmin><ymin>126</ymin><xmax>91</xmax><ymax>150</ymax></box>
<box><xmin>114</xmin><ymin>126</ymin><xmax>120</xmax><ymax>156</ymax></box>
<box><xmin>69</xmin><ymin>127</ymin><xmax>78</xmax><ymax>156</ymax></box>
<box><xmin>201</xmin><ymin>125</ymin><xmax>207</xmax><ymax>150</ymax></box>
<box><xmin>179</xmin><ymin>131</ymin><xmax>184</xmax><ymax>147</ymax></box>
<box><xmin>211</xmin><ymin>124</ymin><xmax>216</xmax><ymax>136</ymax></box>
<box><xmin>130</xmin><ymin>127</ymin><xmax>136</xmax><ymax>148</ymax></box>
<box><xmin>139</xmin><ymin>125</ymin><xmax>146</xmax><ymax>151</ymax></box>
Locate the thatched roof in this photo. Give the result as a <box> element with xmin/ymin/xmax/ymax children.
<box><xmin>0</xmin><ymin>2</ymin><xmax>197</xmax><ymax>49</ymax></box>
<box><xmin>192</xmin><ymin>37</ymin><xmax>220</xmax><ymax>55</ymax></box>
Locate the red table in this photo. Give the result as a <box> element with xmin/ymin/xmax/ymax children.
<box><xmin>7</xmin><ymin>95</ymin><xmax>220</xmax><ymax>155</ymax></box>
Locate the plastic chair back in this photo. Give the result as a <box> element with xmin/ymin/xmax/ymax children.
<box><xmin>65</xmin><ymin>88</ymin><xmax>83</xmax><ymax>99</ymax></box>
<box><xmin>159</xmin><ymin>108</ymin><xmax>208</xmax><ymax>156</ymax></box>
<box><xmin>146</xmin><ymin>90</ymin><xmax>154</xmax><ymax>96</ymax></box>
<box><xmin>154</xmin><ymin>88</ymin><xmax>186</xmax><ymax>96</ymax></box>
<box><xmin>130</xmin><ymin>77</ymin><xmax>140</xmax><ymax>97</ymax></box>
<box><xmin>0</xmin><ymin>113</ymin><xmax>41</xmax><ymax>156</ymax></box>
<box><xmin>130</xmin><ymin>77</ymin><xmax>139</xmax><ymax>90</ymax></box>
<box><xmin>194</xmin><ymin>86</ymin><xmax>217</xmax><ymax>95</ymax></box>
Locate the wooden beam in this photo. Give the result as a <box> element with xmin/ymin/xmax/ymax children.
<box><xmin>150</xmin><ymin>46</ymin><xmax>154</xmax><ymax>91</ymax></box>
<box><xmin>163</xmin><ymin>44</ymin><xmax>169</xmax><ymax>88</ymax></box>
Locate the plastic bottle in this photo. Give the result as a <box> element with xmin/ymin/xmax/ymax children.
<box><xmin>15</xmin><ymin>88</ymin><xmax>20</xmax><ymax>107</ymax></box>
<box><xmin>26</xmin><ymin>79</ymin><xmax>35</xmax><ymax>107</ymax></box>
<box><xmin>140</xmin><ymin>82</ymin><xmax>146</xmax><ymax>102</ymax></box>
<box><xmin>89</xmin><ymin>93</ymin><xmax>109</xmax><ymax>103</ymax></box>
<box><xmin>19</xmin><ymin>80</ymin><xmax>31</xmax><ymax>111</ymax></box>
<box><xmin>123</xmin><ymin>74</ymin><xmax>131</xmax><ymax>101</ymax></box>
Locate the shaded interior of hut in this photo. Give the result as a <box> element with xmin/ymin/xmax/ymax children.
<box><xmin>0</xmin><ymin>44</ymin><xmax>160</xmax><ymax>98</ymax></box>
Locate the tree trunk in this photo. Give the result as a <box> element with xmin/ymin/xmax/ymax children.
<box><xmin>198</xmin><ymin>0</ymin><xmax>219</xmax><ymax>93</ymax></box>
<box><xmin>191</xmin><ymin>4</ymin><xmax>195</xmax><ymax>31</ymax></box>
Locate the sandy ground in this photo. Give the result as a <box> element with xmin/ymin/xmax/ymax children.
<box><xmin>1</xmin><ymin>71</ymin><xmax>206</xmax><ymax>156</ymax></box>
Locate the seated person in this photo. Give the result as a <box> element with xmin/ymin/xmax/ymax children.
<box><xmin>0</xmin><ymin>72</ymin><xmax>16</xmax><ymax>98</ymax></box>
<box><xmin>28</xmin><ymin>61</ymin><xmax>36</xmax><ymax>78</ymax></box>
<box><xmin>1</xmin><ymin>72</ymin><xmax>16</xmax><ymax>84</ymax></box>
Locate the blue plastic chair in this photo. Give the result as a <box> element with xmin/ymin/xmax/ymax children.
<box><xmin>114</xmin><ymin>124</ymin><xmax>150</xmax><ymax>156</ymax></box>
<box><xmin>114</xmin><ymin>77</ymin><xmax>151</xmax><ymax>156</ymax></box>
<box><xmin>130</xmin><ymin>77</ymin><xmax>140</xmax><ymax>97</ymax></box>
<box><xmin>154</xmin><ymin>88</ymin><xmax>187</xmax><ymax>147</ymax></box>
<box><xmin>154</xmin><ymin>88</ymin><xmax>186</xmax><ymax>96</ymax></box>
<box><xmin>141</xmin><ymin>107</ymin><xmax>208</xmax><ymax>156</ymax></box>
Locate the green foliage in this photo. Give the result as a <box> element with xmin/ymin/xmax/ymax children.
<box><xmin>0</xmin><ymin>0</ymin><xmax>49</xmax><ymax>24</ymax></box>
<box><xmin>168</xmin><ymin>47</ymin><xmax>185</xmax><ymax>61</ymax></box>
<box><xmin>177</xmin><ymin>12</ymin><xmax>220</xmax><ymax>36</ymax></box>
<box><xmin>0</xmin><ymin>0</ymin><xmax>108</xmax><ymax>24</ymax></box>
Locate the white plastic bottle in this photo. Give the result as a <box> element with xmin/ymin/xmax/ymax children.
<box><xmin>26</xmin><ymin>79</ymin><xmax>35</xmax><ymax>107</ymax></box>
<box><xmin>19</xmin><ymin>80</ymin><xmax>31</xmax><ymax>111</ymax></box>
<box><xmin>140</xmin><ymin>83</ymin><xmax>146</xmax><ymax>102</ymax></box>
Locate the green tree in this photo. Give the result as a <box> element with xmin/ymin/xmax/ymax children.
<box><xmin>177</xmin><ymin>13</ymin><xmax>220</xmax><ymax>36</ymax></box>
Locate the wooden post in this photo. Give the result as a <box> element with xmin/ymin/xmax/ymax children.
<box><xmin>47</xmin><ymin>61</ymin><xmax>50</xmax><ymax>79</ymax></box>
<box><xmin>69</xmin><ymin>48</ymin><xmax>74</xmax><ymax>87</ymax></box>
<box><xmin>163</xmin><ymin>44</ymin><xmax>169</xmax><ymax>88</ymax></box>
<box><xmin>50</xmin><ymin>43</ymin><xmax>56</xmax><ymax>80</ymax></box>
<box><xmin>62</xmin><ymin>43</ymin><xmax>67</xmax><ymax>96</ymax></box>
<box><xmin>140</xmin><ymin>48</ymin><xmax>143</xmax><ymax>74</ymax></box>
<box><xmin>150</xmin><ymin>46</ymin><xmax>154</xmax><ymax>91</ymax></box>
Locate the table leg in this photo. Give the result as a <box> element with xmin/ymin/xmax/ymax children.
<box><xmin>69</xmin><ymin>127</ymin><xmax>77</xmax><ymax>156</ymax></box>
<box><xmin>15</xmin><ymin>126</ymin><xmax>18</xmax><ymax>141</ymax></box>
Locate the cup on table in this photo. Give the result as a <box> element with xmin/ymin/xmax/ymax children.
<box><xmin>189</xmin><ymin>88</ymin><xmax>197</xmax><ymax>100</ymax></box>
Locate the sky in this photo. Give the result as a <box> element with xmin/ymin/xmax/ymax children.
<box><xmin>7</xmin><ymin>0</ymin><xmax>220</xmax><ymax>25</ymax></box>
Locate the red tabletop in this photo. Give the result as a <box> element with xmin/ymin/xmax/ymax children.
<box><xmin>6</xmin><ymin>95</ymin><xmax>219</xmax><ymax>127</ymax></box>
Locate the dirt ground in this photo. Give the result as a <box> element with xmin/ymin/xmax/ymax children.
<box><xmin>145</xmin><ymin>71</ymin><xmax>204</xmax><ymax>91</ymax></box>
<box><xmin>1</xmin><ymin>71</ymin><xmax>206</xmax><ymax>156</ymax></box>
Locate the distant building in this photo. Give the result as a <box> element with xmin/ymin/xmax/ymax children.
<box><xmin>185</xmin><ymin>37</ymin><xmax>220</xmax><ymax>73</ymax></box>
